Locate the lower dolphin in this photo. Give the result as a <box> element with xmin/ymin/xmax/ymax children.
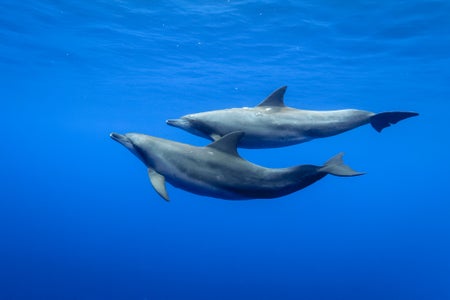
<box><xmin>110</xmin><ymin>131</ymin><xmax>363</xmax><ymax>201</ymax></box>
<box><xmin>166</xmin><ymin>86</ymin><xmax>418</xmax><ymax>148</ymax></box>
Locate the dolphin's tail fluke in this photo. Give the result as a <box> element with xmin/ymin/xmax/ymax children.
<box><xmin>319</xmin><ymin>153</ymin><xmax>365</xmax><ymax>177</ymax></box>
<box><xmin>370</xmin><ymin>111</ymin><xmax>418</xmax><ymax>132</ymax></box>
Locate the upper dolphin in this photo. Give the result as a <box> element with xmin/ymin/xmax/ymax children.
<box><xmin>166</xmin><ymin>86</ymin><xmax>419</xmax><ymax>148</ymax></box>
<box><xmin>110</xmin><ymin>131</ymin><xmax>363</xmax><ymax>201</ymax></box>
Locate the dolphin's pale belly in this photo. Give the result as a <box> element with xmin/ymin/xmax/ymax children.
<box><xmin>158</xmin><ymin>162</ymin><xmax>272</xmax><ymax>199</ymax></box>
<box><xmin>197</xmin><ymin>108</ymin><xmax>373</xmax><ymax>148</ymax></box>
<box><xmin>153</xmin><ymin>149</ymin><xmax>308</xmax><ymax>200</ymax></box>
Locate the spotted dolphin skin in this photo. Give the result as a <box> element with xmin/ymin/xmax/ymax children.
<box><xmin>110</xmin><ymin>131</ymin><xmax>363</xmax><ymax>201</ymax></box>
<box><xmin>166</xmin><ymin>86</ymin><xmax>418</xmax><ymax>148</ymax></box>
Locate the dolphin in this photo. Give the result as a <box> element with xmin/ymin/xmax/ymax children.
<box><xmin>166</xmin><ymin>86</ymin><xmax>418</xmax><ymax>148</ymax></box>
<box><xmin>110</xmin><ymin>131</ymin><xmax>363</xmax><ymax>201</ymax></box>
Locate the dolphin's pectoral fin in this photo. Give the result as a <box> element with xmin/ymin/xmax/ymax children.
<box><xmin>256</xmin><ymin>86</ymin><xmax>287</xmax><ymax>107</ymax></box>
<box><xmin>206</xmin><ymin>131</ymin><xmax>245</xmax><ymax>157</ymax></box>
<box><xmin>210</xmin><ymin>133</ymin><xmax>222</xmax><ymax>141</ymax></box>
<box><xmin>370</xmin><ymin>111</ymin><xmax>419</xmax><ymax>132</ymax></box>
<box><xmin>148</xmin><ymin>168</ymin><xmax>170</xmax><ymax>201</ymax></box>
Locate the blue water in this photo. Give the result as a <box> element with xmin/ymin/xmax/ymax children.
<box><xmin>1</xmin><ymin>1</ymin><xmax>449</xmax><ymax>299</ymax></box>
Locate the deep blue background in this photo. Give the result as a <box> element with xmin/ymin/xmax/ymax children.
<box><xmin>1</xmin><ymin>1</ymin><xmax>449</xmax><ymax>299</ymax></box>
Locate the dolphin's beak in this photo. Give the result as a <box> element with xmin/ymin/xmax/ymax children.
<box><xmin>110</xmin><ymin>132</ymin><xmax>134</xmax><ymax>150</ymax></box>
<box><xmin>110</xmin><ymin>132</ymin><xmax>127</xmax><ymax>143</ymax></box>
<box><xmin>166</xmin><ymin>118</ymin><xmax>190</xmax><ymax>128</ymax></box>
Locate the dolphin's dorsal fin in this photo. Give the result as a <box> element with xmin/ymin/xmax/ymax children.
<box><xmin>206</xmin><ymin>131</ymin><xmax>244</xmax><ymax>157</ymax></box>
<box><xmin>148</xmin><ymin>168</ymin><xmax>170</xmax><ymax>201</ymax></box>
<box><xmin>256</xmin><ymin>86</ymin><xmax>287</xmax><ymax>107</ymax></box>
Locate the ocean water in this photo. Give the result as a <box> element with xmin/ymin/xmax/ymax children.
<box><xmin>1</xmin><ymin>1</ymin><xmax>449</xmax><ymax>299</ymax></box>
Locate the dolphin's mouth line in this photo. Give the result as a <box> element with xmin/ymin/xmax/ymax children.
<box><xmin>110</xmin><ymin>132</ymin><xmax>123</xmax><ymax>142</ymax></box>
<box><xmin>110</xmin><ymin>132</ymin><xmax>133</xmax><ymax>147</ymax></box>
<box><xmin>166</xmin><ymin>119</ymin><xmax>184</xmax><ymax>127</ymax></box>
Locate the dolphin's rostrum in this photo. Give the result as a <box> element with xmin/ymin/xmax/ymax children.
<box><xmin>166</xmin><ymin>86</ymin><xmax>418</xmax><ymax>148</ymax></box>
<box><xmin>110</xmin><ymin>131</ymin><xmax>364</xmax><ymax>201</ymax></box>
